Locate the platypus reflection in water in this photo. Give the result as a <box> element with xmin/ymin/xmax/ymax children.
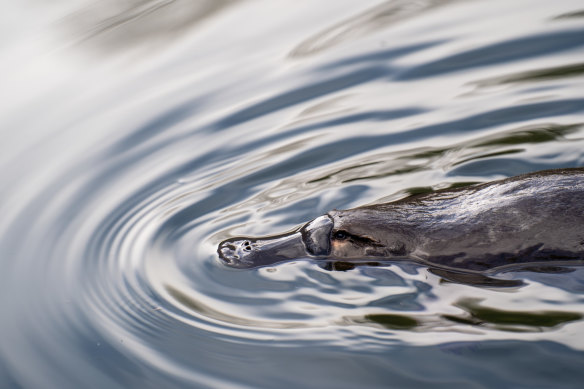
<box><xmin>218</xmin><ymin>168</ymin><xmax>584</xmax><ymax>286</ymax></box>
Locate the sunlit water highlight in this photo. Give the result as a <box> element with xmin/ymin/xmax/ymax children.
<box><xmin>1</xmin><ymin>1</ymin><xmax>584</xmax><ymax>388</ymax></box>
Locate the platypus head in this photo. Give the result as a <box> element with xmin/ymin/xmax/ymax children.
<box><xmin>218</xmin><ymin>215</ymin><xmax>333</xmax><ymax>268</ymax></box>
<box><xmin>218</xmin><ymin>210</ymin><xmax>414</xmax><ymax>269</ymax></box>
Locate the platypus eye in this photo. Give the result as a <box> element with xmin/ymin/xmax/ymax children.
<box><xmin>333</xmin><ymin>230</ymin><xmax>348</xmax><ymax>240</ymax></box>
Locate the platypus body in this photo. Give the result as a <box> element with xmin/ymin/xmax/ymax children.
<box><xmin>218</xmin><ymin>168</ymin><xmax>584</xmax><ymax>277</ymax></box>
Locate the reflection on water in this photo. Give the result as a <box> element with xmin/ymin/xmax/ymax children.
<box><xmin>362</xmin><ymin>313</ymin><xmax>419</xmax><ymax>330</ymax></box>
<box><xmin>352</xmin><ymin>299</ymin><xmax>583</xmax><ymax>332</ymax></box>
<box><xmin>1</xmin><ymin>0</ymin><xmax>584</xmax><ymax>388</ymax></box>
<box><xmin>448</xmin><ymin>298</ymin><xmax>583</xmax><ymax>331</ymax></box>
<box><xmin>65</xmin><ymin>0</ymin><xmax>237</xmax><ymax>52</ymax></box>
<box><xmin>475</xmin><ymin>63</ymin><xmax>584</xmax><ymax>86</ymax></box>
<box><xmin>289</xmin><ymin>0</ymin><xmax>454</xmax><ymax>57</ymax></box>
<box><xmin>554</xmin><ymin>9</ymin><xmax>584</xmax><ymax>19</ymax></box>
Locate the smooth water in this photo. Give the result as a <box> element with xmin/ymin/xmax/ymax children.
<box><xmin>1</xmin><ymin>1</ymin><xmax>584</xmax><ymax>388</ymax></box>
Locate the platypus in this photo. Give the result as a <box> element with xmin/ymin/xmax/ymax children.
<box><xmin>218</xmin><ymin>168</ymin><xmax>584</xmax><ymax>276</ymax></box>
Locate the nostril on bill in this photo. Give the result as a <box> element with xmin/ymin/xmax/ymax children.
<box><xmin>218</xmin><ymin>239</ymin><xmax>255</xmax><ymax>264</ymax></box>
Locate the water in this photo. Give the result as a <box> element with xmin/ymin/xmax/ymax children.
<box><xmin>1</xmin><ymin>1</ymin><xmax>584</xmax><ymax>388</ymax></box>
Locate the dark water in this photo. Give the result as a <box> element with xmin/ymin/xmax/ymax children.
<box><xmin>1</xmin><ymin>1</ymin><xmax>584</xmax><ymax>388</ymax></box>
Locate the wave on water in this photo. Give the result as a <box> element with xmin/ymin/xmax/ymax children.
<box><xmin>1</xmin><ymin>0</ymin><xmax>584</xmax><ymax>388</ymax></box>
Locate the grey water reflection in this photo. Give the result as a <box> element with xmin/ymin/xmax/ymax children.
<box><xmin>397</xmin><ymin>29</ymin><xmax>584</xmax><ymax>80</ymax></box>
<box><xmin>65</xmin><ymin>0</ymin><xmax>237</xmax><ymax>52</ymax></box>
<box><xmin>1</xmin><ymin>0</ymin><xmax>584</xmax><ymax>388</ymax></box>
<box><xmin>475</xmin><ymin>63</ymin><xmax>584</xmax><ymax>86</ymax></box>
<box><xmin>290</xmin><ymin>0</ymin><xmax>455</xmax><ymax>57</ymax></box>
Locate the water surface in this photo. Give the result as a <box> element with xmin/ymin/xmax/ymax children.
<box><xmin>1</xmin><ymin>1</ymin><xmax>584</xmax><ymax>388</ymax></box>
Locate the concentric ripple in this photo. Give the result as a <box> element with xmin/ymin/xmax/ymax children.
<box><xmin>2</xmin><ymin>0</ymin><xmax>584</xmax><ymax>388</ymax></box>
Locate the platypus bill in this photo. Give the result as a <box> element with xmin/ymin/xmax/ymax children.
<box><xmin>218</xmin><ymin>168</ymin><xmax>584</xmax><ymax>282</ymax></box>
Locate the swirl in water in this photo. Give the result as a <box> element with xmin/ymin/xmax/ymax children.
<box><xmin>1</xmin><ymin>0</ymin><xmax>584</xmax><ymax>387</ymax></box>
